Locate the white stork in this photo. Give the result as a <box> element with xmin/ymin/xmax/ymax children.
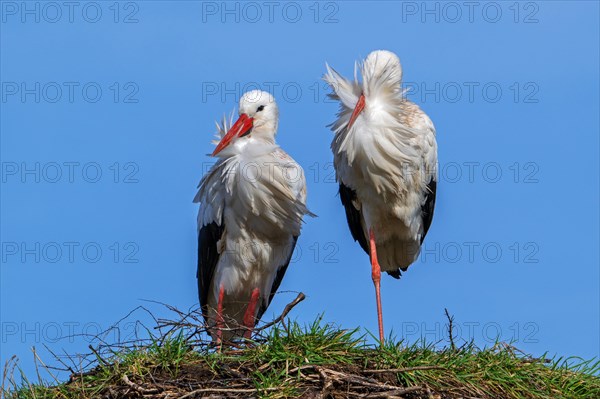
<box><xmin>194</xmin><ymin>90</ymin><xmax>312</xmax><ymax>343</ymax></box>
<box><xmin>324</xmin><ymin>50</ymin><xmax>438</xmax><ymax>342</ymax></box>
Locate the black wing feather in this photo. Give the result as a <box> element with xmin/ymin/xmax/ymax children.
<box><xmin>420</xmin><ymin>179</ymin><xmax>437</xmax><ymax>243</ymax></box>
<box><xmin>197</xmin><ymin>221</ymin><xmax>225</xmax><ymax>324</ymax></box>
<box><xmin>339</xmin><ymin>183</ymin><xmax>369</xmax><ymax>254</ymax></box>
<box><xmin>256</xmin><ymin>236</ymin><xmax>298</xmax><ymax>322</ymax></box>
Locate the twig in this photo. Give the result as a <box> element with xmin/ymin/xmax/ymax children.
<box><xmin>320</xmin><ymin>368</ymin><xmax>402</xmax><ymax>390</ymax></box>
<box><xmin>61</xmin><ymin>348</ymin><xmax>83</xmax><ymax>376</ymax></box>
<box><xmin>88</xmin><ymin>345</ymin><xmax>110</xmax><ymax>366</ymax></box>
<box><xmin>364</xmin><ymin>386</ymin><xmax>425</xmax><ymax>398</ymax></box>
<box><xmin>255</xmin><ymin>292</ymin><xmax>306</xmax><ymax>331</ymax></box>
<box><xmin>315</xmin><ymin>366</ymin><xmax>333</xmax><ymax>395</ymax></box>
<box><xmin>31</xmin><ymin>347</ymin><xmax>43</xmax><ymax>385</ymax></box>
<box><xmin>1</xmin><ymin>356</ymin><xmax>17</xmax><ymax>396</ymax></box>
<box><xmin>32</xmin><ymin>347</ymin><xmax>60</xmax><ymax>385</ymax></box>
<box><xmin>178</xmin><ymin>387</ymin><xmax>278</xmax><ymax>398</ymax></box>
<box><xmin>121</xmin><ymin>374</ymin><xmax>161</xmax><ymax>395</ymax></box>
<box><xmin>444</xmin><ymin>308</ymin><xmax>456</xmax><ymax>350</ymax></box>
<box><xmin>42</xmin><ymin>345</ymin><xmax>76</xmax><ymax>376</ymax></box>
<box><xmin>287</xmin><ymin>364</ymin><xmax>319</xmax><ymax>374</ymax></box>
<box><xmin>364</xmin><ymin>365</ymin><xmax>443</xmax><ymax>373</ymax></box>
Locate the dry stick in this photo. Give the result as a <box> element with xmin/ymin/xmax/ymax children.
<box><xmin>255</xmin><ymin>292</ymin><xmax>306</xmax><ymax>332</ymax></box>
<box><xmin>363</xmin><ymin>365</ymin><xmax>443</xmax><ymax>373</ymax></box>
<box><xmin>121</xmin><ymin>374</ymin><xmax>161</xmax><ymax>395</ymax></box>
<box><xmin>42</xmin><ymin>344</ymin><xmax>76</xmax><ymax>376</ymax></box>
<box><xmin>364</xmin><ymin>386</ymin><xmax>425</xmax><ymax>398</ymax></box>
<box><xmin>158</xmin><ymin>293</ymin><xmax>306</xmax><ymax>342</ymax></box>
<box><xmin>287</xmin><ymin>364</ymin><xmax>319</xmax><ymax>374</ymax></box>
<box><xmin>444</xmin><ymin>308</ymin><xmax>456</xmax><ymax>350</ymax></box>
<box><xmin>320</xmin><ymin>368</ymin><xmax>403</xmax><ymax>390</ymax></box>
<box><xmin>150</xmin><ymin>300</ymin><xmax>209</xmax><ymax>341</ymax></box>
<box><xmin>287</xmin><ymin>364</ymin><xmax>438</xmax><ymax>389</ymax></box>
<box><xmin>61</xmin><ymin>305</ymin><xmax>155</xmax><ymax>346</ymax></box>
<box><xmin>62</xmin><ymin>348</ymin><xmax>84</xmax><ymax>376</ymax></box>
<box><xmin>178</xmin><ymin>387</ymin><xmax>278</xmax><ymax>398</ymax></box>
<box><xmin>1</xmin><ymin>356</ymin><xmax>17</xmax><ymax>396</ymax></box>
<box><xmin>32</xmin><ymin>347</ymin><xmax>60</xmax><ymax>385</ymax></box>
<box><xmin>315</xmin><ymin>366</ymin><xmax>334</xmax><ymax>395</ymax></box>
<box><xmin>88</xmin><ymin>345</ymin><xmax>110</xmax><ymax>367</ymax></box>
<box><xmin>160</xmin><ymin>313</ymin><xmax>198</xmax><ymax>343</ymax></box>
<box><xmin>31</xmin><ymin>347</ymin><xmax>43</xmax><ymax>386</ymax></box>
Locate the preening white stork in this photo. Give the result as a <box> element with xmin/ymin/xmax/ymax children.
<box><xmin>324</xmin><ymin>50</ymin><xmax>438</xmax><ymax>342</ymax></box>
<box><xmin>194</xmin><ymin>90</ymin><xmax>312</xmax><ymax>343</ymax></box>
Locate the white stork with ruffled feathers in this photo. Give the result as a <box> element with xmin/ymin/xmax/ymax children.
<box><xmin>324</xmin><ymin>50</ymin><xmax>438</xmax><ymax>342</ymax></box>
<box><xmin>194</xmin><ymin>90</ymin><xmax>312</xmax><ymax>343</ymax></box>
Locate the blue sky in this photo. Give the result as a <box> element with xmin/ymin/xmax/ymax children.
<box><xmin>1</xmin><ymin>1</ymin><xmax>598</xmax><ymax>380</ymax></box>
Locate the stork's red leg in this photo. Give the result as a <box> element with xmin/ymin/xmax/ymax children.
<box><xmin>369</xmin><ymin>228</ymin><xmax>385</xmax><ymax>343</ymax></box>
<box><xmin>243</xmin><ymin>288</ymin><xmax>260</xmax><ymax>339</ymax></box>
<box><xmin>216</xmin><ymin>285</ymin><xmax>225</xmax><ymax>346</ymax></box>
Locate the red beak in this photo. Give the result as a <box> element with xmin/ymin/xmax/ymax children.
<box><xmin>347</xmin><ymin>94</ymin><xmax>366</xmax><ymax>130</ymax></box>
<box><xmin>212</xmin><ymin>113</ymin><xmax>254</xmax><ymax>156</ymax></box>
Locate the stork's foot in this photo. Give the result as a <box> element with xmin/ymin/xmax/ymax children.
<box><xmin>369</xmin><ymin>229</ymin><xmax>385</xmax><ymax>344</ymax></box>
<box><xmin>243</xmin><ymin>288</ymin><xmax>260</xmax><ymax>340</ymax></box>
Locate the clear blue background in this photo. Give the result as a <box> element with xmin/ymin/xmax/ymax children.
<box><xmin>1</xmin><ymin>0</ymin><xmax>598</xmax><ymax>380</ymax></box>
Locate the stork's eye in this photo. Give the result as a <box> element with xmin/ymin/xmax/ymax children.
<box><xmin>256</xmin><ymin>105</ymin><xmax>266</xmax><ymax>112</ymax></box>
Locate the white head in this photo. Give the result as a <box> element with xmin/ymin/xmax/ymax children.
<box><xmin>347</xmin><ymin>50</ymin><xmax>403</xmax><ymax>129</ymax></box>
<box><xmin>362</xmin><ymin>50</ymin><xmax>402</xmax><ymax>87</ymax></box>
<box><xmin>212</xmin><ymin>90</ymin><xmax>279</xmax><ymax>156</ymax></box>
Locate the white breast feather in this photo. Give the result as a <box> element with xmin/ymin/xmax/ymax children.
<box><xmin>325</xmin><ymin>58</ymin><xmax>438</xmax><ymax>241</ymax></box>
<box><xmin>194</xmin><ymin>116</ymin><xmax>312</xmax><ymax>301</ymax></box>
